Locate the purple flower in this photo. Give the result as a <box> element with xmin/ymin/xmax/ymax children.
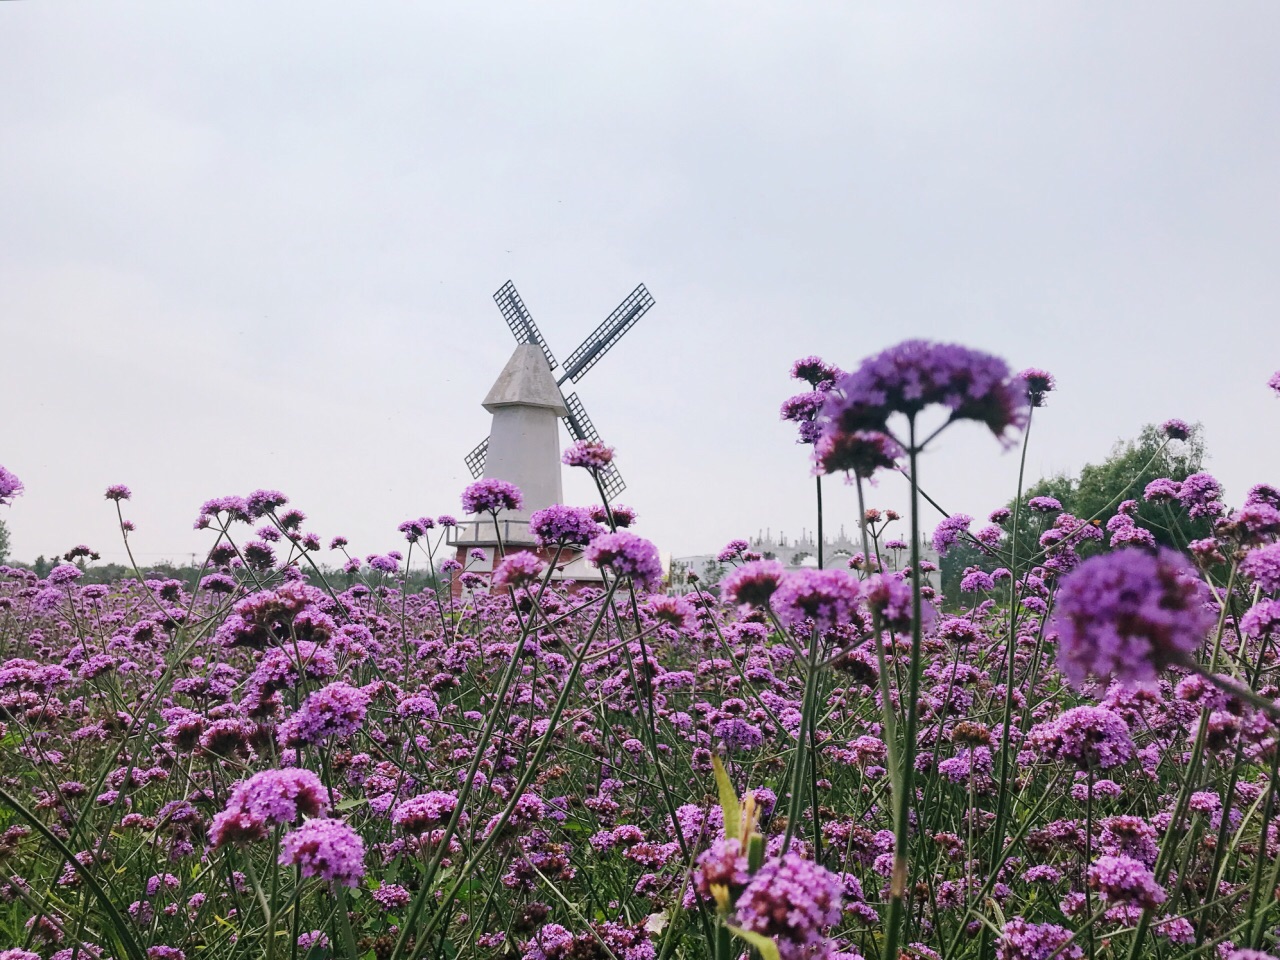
<box><xmin>691</xmin><ymin>836</ymin><xmax>751</xmax><ymax>901</ymax></box>
<box><xmin>562</xmin><ymin>441</ymin><xmax>615</xmax><ymax>470</ymax></box>
<box><xmin>392</xmin><ymin>791</ymin><xmax>460</xmax><ymax>833</ymax></box>
<box><xmin>1241</xmin><ymin>543</ymin><xmax>1280</xmax><ymax>594</ymax></box>
<box><xmin>822</xmin><ymin>340</ymin><xmax>1030</xmax><ymax>446</ymax></box>
<box><xmin>720</xmin><ymin>560</ymin><xmax>787</xmax><ymax>608</ymax></box>
<box><xmin>372</xmin><ymin>883</ymin><xmax>412</xmax><ymax>910</ymax></box>
<box><xmin>1241</xmin><ymin>599</ymin><xmax>1280</xmax><ymax>639</ymax></box>
<box><xmin>713</xmin><ymin>717</ymin><xmax>764</xmax><ymax>752</ymax></box>
<box><xmin>104</xmin><ymin>484</ymin><xmax>131</xmax><ymax>502</ymax></box>
<box><xmin>1028</xmin><ymin>706</ymin><xmax>1134</xmax><ymax>770</ymax></box>
<box><xmin>0</xmin><ymin>466</ymin><xmax>24</xmax><ymax>506</ymax></box>
<box><xmin>1144</xmin><ymin>478</ymin><xmax>1181</xmax><ymax>502</ymax></box>
<box><xmin>791</xmin><ymin>356</ymin><xmax>841</xmax><ymax>388</ymax></box>
<box><xmin>770</xmin><ymin>569</ymin><xmax>862</xmax><ymax>630</ymax></box>
<box><xmin>1269</xmin><ymin>370</ymin><xmax>1280</xmax><ymax>396</ymax></box>
<box><xmin>733</xmin><ymin>854</ymin><xmax>844</xmax><ymax>960</ymax></box>
<box><xmin>529</xmin><ymin>505</ymin><xmax>601</xmax><ymax>546</ymax></box>
<box><xmin>1051</xmin><ymin>548</ymin><xmax>1215</xmax><ymax>687</ymax></box>
<box><xmin>591</xmin><ymin>503</ymin><xmax>637</xmax><ymax>527</ymax></box>
<box><xmin>461</xmin><ymin>479</ymin><xmax>523</xmax><ymax>515</ymax></box>
<box><xmin>492</xmin><ymin>552</ymin><xmax>546</xmax><ymax>589</ymax></box>
<box><xmin>932</xmin><ymin>515</ymin><xmax>973</xmax><ymax>556</ymax></box>
<box><xmin>863</xmin><ymin>573</ymin><xmax>933</xmax><ymax>632</ymax></box>
<box><xmin>224</xmin><ymin>768</ymin><xmax>329</xmax><ymax>827</ymax></box>
<box><xmin>1087</xmin><ymin>854</ymin><xmax>1166</xmax><ymax>909</ymax></box>
<box><xmin>1019</xmin><ymin>369</ymin><xmax>1056</xmax><ymax>409</ymax></box>
<box><xmin>1228</xmin><ymin>950</ymin><xmax>1280</xmax><ymax>960</ymax></box>
<box><xmin>585</xmin><ymin>531</ymin><xmax>663</xmax><ymax>586</ymax></box>
<box><xmin>1176</xmin><ymin>472</ymin><xmax>1224</xmax><ymax>519</ymax></box>
<box><xmin>812</xmin><ymin>429</ymin><xmax>904</xmax><ymax>479</ymax></box>
<box><xmin>278</xmin><ymin>818</ymin><xmax>365</xmax><ymax>887</ymax></box>
<box><xmin>246</xmin><ymin>489</ymin><xmax>289</xmax><ymax>518</ymax></box>
<box><xmin>996</xmin><ymin>918</ymin><xmax>1082</xmax><ymax>960</ymax></box>
<box><xmin>278</xmin><ymin>682</ymin><xmax>370</xmax><ymax>748</ymax></box>
<box><xmin>1027</xmin><ymin>496</ymin><xmax>1061</xmax><ymax>513</ymax></box>
<box><xmin>1161</xmin><ymin>419</ymin><xmax>1192</xmax><ymax>440</ymax></box>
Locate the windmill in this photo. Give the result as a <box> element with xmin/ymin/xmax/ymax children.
<box><xmin>464</xmin><ymin>279</ymin><xmax>656</xmax><ymax>503</ymax></box>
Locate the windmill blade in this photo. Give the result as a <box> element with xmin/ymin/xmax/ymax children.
<box><xmin>559</xmin><ymin>283</ymin><xmax>654</xmax><ymax>384</ymax></box>
<box><xmin>493</xmin><ymin>281</ymin><xmax>558</xmax><ymax>369</ymax></box>
<box><xmin>562</xmin><ymin>392</ymin><xmax>627</xmax><ymax>500</ymax></box>
<box><xmin>464</xmin><ymin>437</ymin><xmax>489</xmax><ymax>479</ymax></box>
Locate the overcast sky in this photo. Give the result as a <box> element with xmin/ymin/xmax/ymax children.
<box><xmin>2</xmin><ymin>3</ymin><xmax>1277</xmax><ymax>567</ymax></box>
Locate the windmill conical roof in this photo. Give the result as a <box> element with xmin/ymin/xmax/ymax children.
<box><xmin>483</xmin><ymin>343</ymin><xmax>568</xmax><ymax>415</ymax></box>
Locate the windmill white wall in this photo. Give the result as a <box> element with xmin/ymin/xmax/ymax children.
<box><xmin>480</xmin><ymin>343</ymin><xmax>567</xmax><ymax>523</ymax></box>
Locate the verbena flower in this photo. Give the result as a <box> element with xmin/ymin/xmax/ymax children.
<box><xmin>392</xmin><ymin>792</ymin><xmax>461</xmax><ymax>833</ymax></box>
<box><xmin>461</xmin><ymin>479</ymin><xmax>523</xmax><ymax>515</ymax></box>
<box><xmin>1028</xmin><ymin>706</ymin><xmax>1134</xmax><ymax>770</ymax></box>
<box><xmin>278</xmin><ymin>818</ymin><xmax>365</xmax><ymax>887</ymax></box>
<box><xmin>585</xmin><ymin>531</ymin><xmax>662</xmax><ymax>586</ymax></box>
<box><xmin>1019</xmin><ymin>369</ymin><xmax>1056</xmax><ymax>409</ymax></box>
<box><xmin>932</xmin><ymin>515</ymin><xmax>973</xmax><ymax>556</ymax></box>
<box><xmin>1241</xmin><ymin>543</ymin><xmax>1280</xmax><ymax>594</ymax></box>
<box><xmin>1051</xmin><ymin>548</ymin><xmax>1214</xmax><ymax>687</ymax></box>
<box><xmin>562</xmin><ymin>441</ymin><xmax>614</xmax><ymax>470</ymax></box>
<box><xmin>0</xmin><ymin>466</ymin><xmax>24</xmax><ymax>506</ymax></box>
<box><xmin>812</xmin><ymin>429</ymin><xmax>904</xmax><ymax>479</ymax></box>
<box><xmin>104</xmin><ymin>484</ymin><xmax>131</xmax><ymax>502</ymax></box>
<box><xmin>733</xmin><ymin>854</ymin><xmax>844</xmax><ymax>960</ymax></box>
<box><xmin>822</xmin><ymin>340</ymin><xmax>1030</xmax><ymax>446</ymax></box>
<box><xmin>720</xmin><ymin>560</ymin><xmax>787</xmax><ymax>609</ymax></box>
<box><xmin>770</xmin><ymin>569</ymin><xmax>862</xmax><ymax>630</ymax></box>
<box><xmin>996</xmin><ymin>917</ymin><xmax>1082</xmax><ymax>960</ymax></box>
<box><xmin>529</xmin><ymin>505</ymin><xmax>601</xmax><ymax>546</ymax></box>
<box><xmin>278</xmin><ymin>682</ymin><xmax>370</xmax><ymax>748</ymax></box>
<box><xmin>1161</xmin><ymin>419</ymin><xmax>1192</xmax><ymax>440</ymax></box>
<box><xmin>1087</xmin><ymin>854</ymin><xmax>1166</xmax><ymax>909</ymax></box>
<box><xmin>492</xmin><ymin>552</ymin><xmax>546</xmax><ymax>589</ymax></box>
<box><xmin>791</xmin><ymin>356</ymin><xmax>840</xmax><ymax>388</ymax></box>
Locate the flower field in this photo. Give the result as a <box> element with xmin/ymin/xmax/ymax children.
<box><xmin>1</xmin><ymin>343</ymin><xmax>1279</xmax><ymax>960</ymax></box>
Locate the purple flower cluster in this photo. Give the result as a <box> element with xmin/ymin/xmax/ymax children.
<box><xmin>392</xmin><ymin>791</ymin><xmax>460</xmax><ymax>833</ymax></box>
<box><xmin>770</xmin><ymin>569</ymin><xmax>861</xmax><ymax>630</ymax></box>
<box><xmin>529</xmin><ymin>505</ymin><xmax>601</xmax><ymax>546</ymax></box>
<box><xmin>278</xmin><ymin>682</ymin><xmax>370</xmax><ymax>748</ymax></box>
<box><xmin>562</xmin><ymin>441</ymin><xmax>614</xmax><ymax>470</ymax></box>
<box><xmin>720</xmin><ymin>560</ymin><xmax>787</xmax><ymax>609</ymax></box>
<box><xmin>1087</xmin><ymin>854</ymin><xmax>1166</xmax><ymax>909</ymax></box>
<box><xmin>1051</xmin><ymin>548</ymin><xmax>1215</xmax><ymax>687</ymax></box>
<box><xmin>492</xmin><ymin>552</ymin><xmax>546</xmax><ymax>589</ymax></box>
<box><xmin>278</xmin><ymin>817</ymin><xmax>366</xmax><ymax>887</ymax></box>
<box><xmin>585</xmin><ymin>531</ymin><xmax>663</xmax><ymax>587</ymax></box>
<box><xmin>733</xmin><ymin>854</ymin><xmax>844</xmax><ymax>960</ymax></box>
<box><xmin>0</xmin><ymin>466</ymin><xmax>23</xmax><ymax>506</ymax></box>
<box><xmin>461</xmin><ymin>479</ymin><xmax>524</xmax><ymax>515</ymax></box>
<box><xmin>1028</xmin><ymin>706</ymin><xmax>1134</xmax><ymax>770</ymax></box>
<box><xmin>1241</xmin><ymin>543</ymin><xmax>1280</xmax><ymax>594</ymax></box>
<box><xmin>996</xmin><ymin>918</ymin><xmax>1081</xmax><ymax>960</ymax></box>
<box><xmin>932</xmin><ymin>515</ymin><xmax>973</xmax><ymax>556</ymax></box>
<box><xmin>210</xmin><ymin>768</ymin><xmax>329</xmax><ymax>848</ymax></box>
<box><xmin>822</xmin><ymin>339</ymin><xmax>1030</xmax><ymax>446</ymax></box>
<box><xmin>811</xmin><ymin>429</ymin><xmax>904</xmax><ymax>479</ymax></box>
<box><xmin>1019</xmin><ymin>368</ymin><xmax>1056</xmax><ymax>408</ymax></box>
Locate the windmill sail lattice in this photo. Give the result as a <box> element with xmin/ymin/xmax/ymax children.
<box><xmin>465</xmin><ymin>280</ymin><xmax>652</xmax><ymax>502</ymax></box>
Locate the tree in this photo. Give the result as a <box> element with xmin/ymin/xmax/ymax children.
<box><xmin>0</xmin><ymin>518</ymin><xmax>9</xmax><ymax>564</ymax></box>
<box><xmin>1013</xmin><ymin>423</ymin><xmax>1208</xmax><ymax>558</ymax></box>
<box><xmin>940</xmin><ymin>423</ymin><xmax>1210</xmax><ymax>606</ymax></box>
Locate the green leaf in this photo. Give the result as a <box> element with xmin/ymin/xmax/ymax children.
<box><xmin>712</xmin><ymin>754</ymin><xmax>740</xmax><ymax>841</ymax></box>
<box><xmin>727</xmin><ymin>925</ymin><xmax>780</xmax><ymax>960</ymax></box>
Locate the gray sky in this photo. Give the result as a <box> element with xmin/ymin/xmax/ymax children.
<box><xmin>2</xmin><ymin>3</ymin><xmax>1277</xmax><ymax>566</ymax></box>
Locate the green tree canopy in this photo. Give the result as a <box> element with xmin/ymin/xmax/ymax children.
<box><xmin>940</xmin><ymin>423</ymin><xmax>1209</xmax><ymax>601</ymax></box>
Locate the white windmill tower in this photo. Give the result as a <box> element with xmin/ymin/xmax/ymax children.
<box><xmin>448</xmin><ymin>280</ymin><xmax>655</xmax><ymax>577</ymax></box>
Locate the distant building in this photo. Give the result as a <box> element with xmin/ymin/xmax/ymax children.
<box><xmin>671</xmin><ymin>524</ymin><xmax>939</xmax><ymax>593</ymax></box>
